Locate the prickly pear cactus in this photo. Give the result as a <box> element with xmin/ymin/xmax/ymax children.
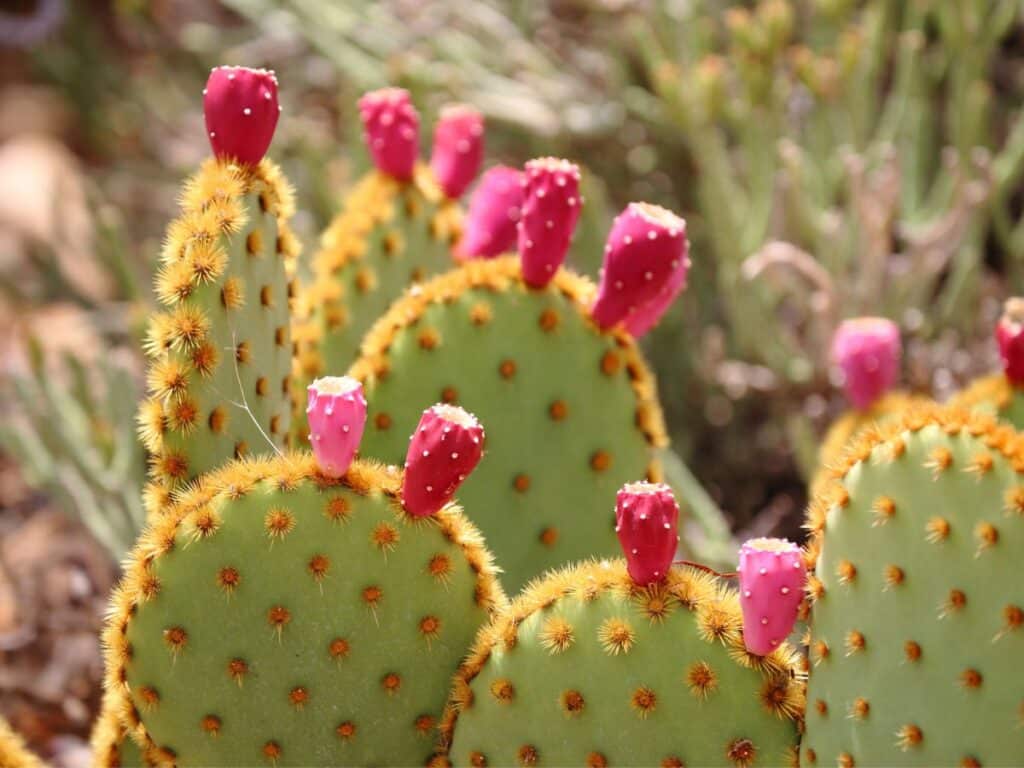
<box><xmin>439</xmin><ymin>562</ymin><xmax>802</xmax><ymax>766</ymax></box>
<box><xmin>291</xmin><ymin>89</ymin><xmax>473</xmax><ymax>401</ymax></box>
<box><xmin>351</xmin><ymin>257</ymin><xmax>666</xmax><ymax>592</ymax></box>
<box><xmin>137</xmin><ymin>67</ymin><xmax>299</xmax><ymax>516</ymax></box>
<box><xmin>0</xmin><ymin>717</ymin><xmax>44</xmax><ymax>768</ymax></box>
<box><xmin>103</xmin><ymin>454</ymin><xmax>503</xmax><ymax>767</ymax></box>
<box><xmin>351</xmin><ymin>189</ymin><xmax>689</xmax><ymax>592</ymax></box>
<box><xmin>803</xmin><ymin>404</ymin><xmax>1024</xmax><ymax>767</ymax></box>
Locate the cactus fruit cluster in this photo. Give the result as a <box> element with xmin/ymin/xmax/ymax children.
<box><xmin>351</xmin><ymin>180</ymin><xmax>688</xmax><ymax>591</ymax></box>
<box><xmin>438</xmin><ymin>483</ymin><xmax>804</xmax><ymax>767</ymax></box>
<box><xmin>952</xmin><ymin>297</ymin><xmax>1024</xmax><ymax>429</ymax></box>
<box><xmin>803</xmin><ymin>403</ymin><xmax>1024</xmax><ymax>766</ymax></box>
<box><xmin>291</xmin><ymin>89</ymin><xmax>478</xmax><ymax>406</ymax></box>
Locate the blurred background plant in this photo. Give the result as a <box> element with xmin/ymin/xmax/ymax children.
<box><xmin>0</xmin><ymin>0</ymin><xmax>1022</xmax><ymax>763</ymax></box>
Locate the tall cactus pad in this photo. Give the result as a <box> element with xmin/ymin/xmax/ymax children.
<box><xmin>103</xmin><ymin>454</ymin><xmax>503</xmax><ymax>766</ymax></box>
<box><xmin>351</xmin><ymin>257</ymin><xmax>668</xmax><ymax>591</ymax></box>
<box><xmin>139</xmin><ymin>158</ymin><xmax>299</xmax><ymax>502</ymax></box>
<box><xmin>439</xmin><ymin>561</ymin><xmax>802</xmax><ymax>767</ymax></box>
<box><xmin>803</xmin><ymin>405</ymin><xmax>1024</xmax><ymax>767</ymax></box>
<box><xmin>0</xmin><ymin>718</ymin><xmax>44</xmax><ymax>768</ymax></box>
<box><xmin>292</xmin><ymin>166</ymin><xmax>461</xmax><ymax>395</ymax></box>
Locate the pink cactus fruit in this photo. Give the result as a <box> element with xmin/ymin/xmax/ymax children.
<box><xmin>358</xmin><ymin>87</ymin><xmax>420</xmax><ymax>181</ymax></box>
<box><xmin>830</xmin><ymin>317</ymin><xmax>901</xmax><ymax>410</ymax></box>
<box><xmin>737</xmin><ymin>537</ymin><xmax>805</xmax><ymax>656</ymax></box>
<box><xmin>402</xmin><ymin>405</ymin><xmax>485</xmax><ymax>518</ymax></box>
<box><xmin>456</xmin><ymin>165</ymin><xmax>525</xmax><ymax>260</ymax></box>
<box><xmin>430</xmin><ymin>104</ymin><xmax>484</xmax><ymax>199</ymax></box>
<box><xmin>591</xmin><ymin>203</ymin><xmax>688</xmax><ymax>330</ymax></box>
<box><xmin>203</xmin><ymin>66</ymin><xmax>280</xmax><ymax>165</ymax></box>
<box><xmin>996</xmin><ymin>297</ymin><xmax>1024</xmax><ymax>386</ymax></box>
<box><xmin>306</xmin><ymin>376</ymin><xmax>367</xmax><ymax>478</ymax></box>
<box><xmin>622</xmin><ymin>241</ymin><xmax>691</xmax><ymax>338</ymax></box>
<box><xmin>518</xmin><ymin>157</ymin><xmax>582</xmax><ymax>288</ymax></box>
<box><xmin>614</xmin><ymin>481</ymin><xmax>680</xmax><ymax>586</ymax></box>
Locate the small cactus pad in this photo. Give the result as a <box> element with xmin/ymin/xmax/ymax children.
<box><xmin>104</xmin><ymin>454</ymin><xmax>504</xmax><ymax>766</ymax></box>
<box><xmin>138</xmin><ymin>157</ymin><xmax>299</xmax><ymax>506</ymax></box>
<box><xmin>351</xmin><ymin>256</ymin><xmax>667</xmax><ymax>592</ymax></box>
<box><xmin>803</xmin><ymin>405</ymin><xmax>1024</xmax><ymax>766</ymax></box>
<box><xmin>0</xmin><ymin>717</ymin><xmax>44</xmax><ymax>768</ymax></box>
<box><xmin>440</xmin><ymin>560</ymin><xmax>803</xmax><ymax>767</ymax></box>
<box><xmin>291</xmin><ymin>164</ymin><xmax>462</xmax><ymax>408</ymax></box>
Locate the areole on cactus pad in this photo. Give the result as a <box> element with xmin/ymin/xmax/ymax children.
<box><xmin>349</xmin><ymin>182</ymin><xmax>688</xmax><ymax>591</ymax></box>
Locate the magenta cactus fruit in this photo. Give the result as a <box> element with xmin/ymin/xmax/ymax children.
<box><xmin>402</xmin><ymin>404</ymin><xmax>485</xmax><ymax>517</ymax></box>
<box><xmin>591</xmin><ymin>203</ymin><xmax>688</xmax><ymax>330</ymax></box>
<box><xmin>358</xmin><ymin>87</ymin><xmax>420</xmax><ymax>181</ymax></box>
<box><xmin>456</xmin><ymin>165</ymin><xmax>525</xmax><ymax>260</ymax></box>
<box><xmin>996</xmin><ymin>297</ymin><xmax>1024</xmax><ymax>386</ymax></box>
<box><xmin>306</xmin><ymin>376</ymin><xmax>367</xmax><ymax>478</ymax></box>
<box><xmin>830</xmin><ymin>317</ymin><xmax>901</xmax><ymax>410</ymax></box>
<box><xmin>203</xmin><ymin>65</ymin><xmax>280</xmax><ymax>165</ymax></box>
<box><xmin>430</xmin><ymin>104</ymin><xmax>484</xmax><ymax>199</ymax></box>
<box><xmin>614</xmin><ymin>481</ymin><xmax>680</xmax><ymax>585</ymax></box>
<box><xmin>737</xmin><ymin>537</ymin><xmax>805</xmax><ymax>655</ymax></box>
<box><xmin>518</xmin><ymin>157</ymin><xmax>582</xmax><ymax>288</ymax></box>
<box><xmin>622</xmin><ymin>245</ymin><xmax>690</xmax><ymax>337</ymax></box>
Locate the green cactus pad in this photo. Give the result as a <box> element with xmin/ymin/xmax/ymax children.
<box><xmin>103</xmin><ymin>454</ymin><xmax>504</xmax><ymax>767</ymax></box>
<box><xmin>350</xmin><ymin>257</ymin><xmax>668</xmax><ymax>593</ymax></box>
<box><xmin>804</xmin><ymin>405</ymin><xmax>1024</xmax><ymax>767</ymax></box>
<box><xmin>949</xmin><ymin>373</ymin><xmax>1024</xmax><ymax>430</ymax></box>
<box><xmin>138</xmin><ymin>159</ymin><xmax>299</xmax><ymax>507</ymax></box>
<box><xmin>439</xmin><ymin>560</ymin><xmax>802</xmax><ymax>767</ymax></box>
<box><xmin>292</xmin><ymin>167</ymin><xmax>461</xmax><ymax>425</ymax></box>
